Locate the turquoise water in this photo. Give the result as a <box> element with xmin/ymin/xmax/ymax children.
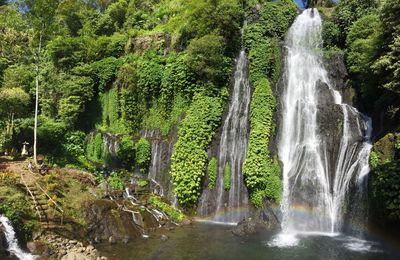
<box><xmin>98</xmin><ymin>223</ymin><xmax>400</xmax><ymax>259</ymax></box>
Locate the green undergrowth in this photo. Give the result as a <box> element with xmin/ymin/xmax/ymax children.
<box><xmin>241</xmin><ymin>0</ymin><xmax>296</xmax><ymax>207</ymax></box>
<box><xmin>148</xmin><ymin>195</ymin><xmax>185</xmax><ymax>222</ymax></box>
<box><xmin>0</xmin><ymin>172</ymin><xmax>37</xmax><ymax>241</ymax></box>
<box><xmin>207</xmin><ymin>157</ymin><xmax>217</xmax><ymax>189</ymax></box>
<box><xmin>170</xmin><ymin>94</ymin><xmax>223</xmax><ymax>206</ymax></box>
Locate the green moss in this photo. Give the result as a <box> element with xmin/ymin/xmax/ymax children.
<box><xmin>207</xmin><ymin>157</ymin><xmax>217</xmax><ymax>189</ymax></box>
<box><xmin>148</xmin><ymin>195</ymin><xmax>185</xmax><ymax>222</ymax></box>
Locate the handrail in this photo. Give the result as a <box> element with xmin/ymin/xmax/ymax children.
<box><xmin>26</xmin><ymin>166</ymin><xmax>64</xmax><ymax>224</ymax></box>
<box><xmin>35</xmin><ymin>183</ymin><xmax>64</xmax><ymax>215</ymax></box>
<box><xmin>20</xmin><ymin>173</ymin><xmax>43</xmax><ymax>221</ymax></box>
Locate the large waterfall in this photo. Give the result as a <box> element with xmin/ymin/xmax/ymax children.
<box><xmin>197</xmin><ymin>50</ymin><xmax>251</xmax><ymax>224</ymax></box>
<box><xmin>0</xmin><ymin>215</ymin><xmax>36</xmax><ymax>260</ymax></box>
<box><xmin>276</xmin><ymin>9</ymin><xmax>372</xmax><ymax>242</ymax></box>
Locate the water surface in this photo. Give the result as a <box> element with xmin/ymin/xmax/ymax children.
<box><xmin>98</xmin><ymin>223</ymin><xmax>400</xmax><ymax>260</ymax></box>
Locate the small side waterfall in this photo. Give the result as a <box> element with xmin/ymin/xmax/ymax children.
<box><xmin>0</xmin><ymin>215</ymin><xmax>36</xmax><ymax>260</ymax></box>
<box><xmin>144</xmin><ymin>129</ymin><xmax>176</xmax><ymax>203</ymax></box>
<box><xmin>275</xmin><ymin>8</ymin><xmax>372</xmax><ymax>244</ymax></box>
<box><xmin>197</xmin><ymin>50</ymin><xmax>251</xmax><ymax>224</ymax></box>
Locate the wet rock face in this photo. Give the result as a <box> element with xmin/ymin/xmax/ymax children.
<box><xmin>0</xmin><ymin>227</ymin><xmax>8</xmax><ymax>257</ymax></box>
<box><xmin>231</xmin><ymin>202</ymin><xmax>280</xmax><ymax>237</ymax></box>
<box><xmin>84</xmin><ymin>200</ymin><xmax>141</xmax><ymax>244</ymax></box>
<box><xmin>324</xmin><ymin>52</ymin><xmax>347</xmax><ymax>91</ymax></box>
<box><xmin>128</xmin><ymin>32</ymin><xmax>171</xmax><ymax>54</ymax></box>
<box><xmin>323</xmin><ymin>52</ymin><xmax>357</xmax><ymax>106</ymax></box>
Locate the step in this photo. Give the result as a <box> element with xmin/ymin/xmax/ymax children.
<box><xmin>39</xmin><ymin>204</ymin><xmax>50</xmax><ymax>210</ymax></box>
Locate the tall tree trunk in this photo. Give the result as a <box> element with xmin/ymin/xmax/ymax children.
<box><xmin>33</xmin><ymin>34</ymin><xmax>42</xmax><ymax>165</ymax></box>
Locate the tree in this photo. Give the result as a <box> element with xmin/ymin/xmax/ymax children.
<box><xmin>21</xmin><ymin>0</ymin><xmax>58</xmax><ymax>163</ymax></box>
<box><xmin>0</xmin><ymin>87</ymin><xmax>30</xmax><ymax>136</ymax></box>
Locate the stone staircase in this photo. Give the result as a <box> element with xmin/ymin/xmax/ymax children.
<box><xmin>23</xmin><ymin>182</ymin><xmax>64</xmax><ymax>231</ymax></box>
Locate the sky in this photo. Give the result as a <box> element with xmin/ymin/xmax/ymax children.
<box><xmin>293</xmin><ymin>0</ymin><xmax>339</xmax><ymax>9</ymax></box>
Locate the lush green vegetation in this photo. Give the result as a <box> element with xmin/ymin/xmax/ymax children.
<box><xmin>223</xmin><ymin>162</ymin><xmax>231</xmax><ymax>191</ymax></box>
<box><xmin>320</xmin><ymin>0</ymin><xmax>400</xmax><ymax>226</ymax></box>
<box><xmin>369</xmin><ymin>133</ymin><xmax>400</xmax><ymax>223</ymax></box>
<box><xmin>170</xmin><ymin>94</ymin><xmax>222</xmax><ymax>205</ymax></box>
<box><xmin>207</xmin><ymin>157</ymin><xmax>218</xmax><ymax>189</ymax></box>
<box><xmin>148</xmin><ymin>195</ymin><xmax>185</xmax><ymax>222</ymax></box>
<box><xmin>242</xmin><ymin>0</ymin><xmax>296</xmax><ymax>207</ymax></box>
<box><xmin>0</xmin><ymin>173</ymin><xmax>37</xmax><ymax>240</ymax></box>
<box><xmin>243</xmin><ymin>79</ymin><xmax>282</xmax><ymax>207</ymax></box>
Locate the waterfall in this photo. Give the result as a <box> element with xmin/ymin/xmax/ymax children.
<box><xmin>144</xmin><ymin>129</ymin><xmax>176</xmax><ymax>202</ymax></box>
<box><xmin>277</xmin><ymin>8</ymin><xmax>372</xmax><ymax>240</ymax></box>
<box><xmin>197</xmin><ymin>50</ymin><xmax>251</xmax><ymax>224</ymax></box>
<box><xmin>0</xmin><ymin>215</ymin><xmax>36</xmax><ymax>260</ymax></box>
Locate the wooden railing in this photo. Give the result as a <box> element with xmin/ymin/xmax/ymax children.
<box><xmin>20</xmin><ymin>173</ymin><xmax>43</xmax><ymax>221</ymax></box>
<box><xmin>26</xmin><ymin>167</ymin><xmax>64</xmax><ymax>225</ymax></box>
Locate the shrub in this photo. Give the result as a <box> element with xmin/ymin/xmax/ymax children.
<box><xmin>117</xmin><ymin>136</ymin><xmax>135</xmax><ymax>170</ymax></box>
<box><xmin>108</xmin><ymin>172</ymin><xmax>124</xmax><ymax>191</ymax></box>
<box><xmin>207</xmin><ymin>157</ymin><xmax>217</xmax><ymax>189</ymax></box>
<box><xmin>243</xmin><ymin>78</ymin><xmax>282</xmax><ymax>206</ymax></box>
<box><xmin>170</xmin><ymin>94</ymin><xmax>223</xmax><ymax>205</ymax></box>
<box><xmin>136</xmin><ymin>137</ymin><xmax>151</xmax><ymax>174</ymax></box>
<box><xmin>148</xmin><ymin>195</ymin><xmax>185</xmax><ymax>222</ymax></box>
<box><xmin>223</xmin><ymin>162</ymin><xmax>231</xmax><ymax>190</ymax></box>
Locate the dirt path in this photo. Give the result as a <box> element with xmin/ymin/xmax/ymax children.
<box><xmin>0</xmin><ymin>157</ymin><xmax>39</xmax><ymax>185</ymax></box>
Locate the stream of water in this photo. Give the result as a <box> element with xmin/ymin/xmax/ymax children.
<box><xmin>0</xmin><ymin>215</ymin><xmax>36</xmax><ymax>260</ymax></box>
<box><xmin>197</xmin><ymin>49</ymin><xmax>251</xmax><ymax>224</ymax></box>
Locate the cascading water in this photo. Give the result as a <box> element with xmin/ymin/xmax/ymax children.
<box><xmin>144</xmin><ymin>129</ymin><xmax>176</xmax><ymax>202</ymax></box>
<box><xmin>0</xmin><ymin>215</ymin><xmax>36</xmax><ymax>260</ymax></box>
<box><xmin>197</xmin><ymin>50</ymin><xmax>251</xmax><ymax>224</ymax></box>
<box><xmin>275</xmin><ymin>8</ymin><xmax>372</xmax><ymax>244</ymax></box>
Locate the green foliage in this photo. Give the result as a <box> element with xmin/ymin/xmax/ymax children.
<box><xmin>0</xmin><ymin>87</ymin><xmax>30</xmax><ymax>117</ymax></box>
<box><xmin>186</xmin><ymin>33</ymin><xmax>230</xmax><ymax>87</ymax></box>
<box><xmin>63</xmin><ymin>131</ymin><xmax>86</xmax><ymax>158</ymax></box>
<box><xmin>136</xmin><ymin>51</ymin><xmax>164</xmax><ymax>103</ymax></box>
<box><xmin>142</xmin><ymin>94</ymin><xmax>189</xmax><ymax>136</ymax></box>
<box><xmin>0</xmin><ymin>184</ymin><xmax>36</xmax><ymax>240</ymax></box>
<box><xmin>322</xmin><ymin>20</ymin><xmax>340</xmax><ymax>48</ymax></box>
<box><xmin>170</xmin><ymin>94</ymin><xmax>223</xmax><ymax>205</ymax></box>
<box><xmin>86</xmin><ymin>132</ymin><xmax>103</xmax><ymax>162</ymax></box>
<box><xmin>138</xmin><ymin>179</ymin><xmax>149</xmax><ymax>188</ymax></box>
<box><xmin>48</xmin><ymin>36</ymin><xmax>86</xmax><ymax>69</ymax></box>
<box><xmin>148</xmin><ymin>195</ymin><xmax>185</xmax><ymax>222</ymax></box>
<box><xmin>37</xmin><ymin>118</ymin><xmax>67</xmax><ymax>155</ymax></box>
<box><xmin>117</xmin><ymin>136</ymin><xmax>135</xmax><ymax>170</ymax></box>
<box><xmin>108</xmin><ymin>172</ymin><xmax>124</xmax><ymax>191</ymax></box>
<box><xmin>2</xmin><ymin>64</ymin><xmax>35</xmax><ymax>93</ymax></box>
<box><xmin>207</xmin><ymin>157</ymin><xmax>217</xmax><ymax>189</ymax></box>
<box><xmin>136</xmin><ymin>137</ymin><xmax>151</xmax><ymax>174</ymax></box>
<box><xmin>371</xmin><ymin>160</ymin><xmax>400</xmax><ymax>221</ymax></box>
<box><xmin>160</xmin><ymin>53</ymin><xmax>196</xmax><ymax>102</ymax></box>
<box><xmin>332</xmin><ymin>0</ymin><xmax>377</xmax><ymax>47</ymax></box>
<box><xmin>248</xmin><ymin>38</ymin><xmax>281</xmax><ymax>84</ymax></box>
<box><xmin>89</xmin><ymin>57</ymin><xmax>123</xmax><ymax>92</ymax></box>
<box><xmin>223</xmin><ymin>162</ymin><xmax>231</xmax><ymax>191</ymax></box>
<box><xmin>259</xmin><ymin>0</ymin><xmax>298</xmax><ymax>39</ymax></box>
<box><xmin>243</xmin><ymin>78</ymin><xmax>282</xmax><ymax>206</ymax></box>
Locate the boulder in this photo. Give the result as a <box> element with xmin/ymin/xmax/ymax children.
<box><xmin>84</xmin><ymin>200</ymin><xmax>142</xmax><ymax>244</ymax></box>
<box><xmin>232</xmin><ymin>202</ymin><xmax>280</xmax><ymax>237</ymax></box>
